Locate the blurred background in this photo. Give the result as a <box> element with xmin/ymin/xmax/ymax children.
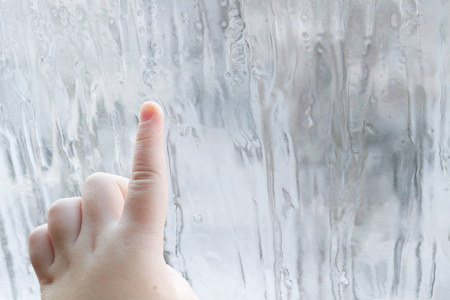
<box><xmin>1</xmin><ymin>0</ymin><xmax>450</xmax><ymax>299</ymax></box>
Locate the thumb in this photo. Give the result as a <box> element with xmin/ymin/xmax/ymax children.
<box><xmin>120</xmin><ymin>102</ymin><xmax>168</xmax><ymax>241</ymax></box>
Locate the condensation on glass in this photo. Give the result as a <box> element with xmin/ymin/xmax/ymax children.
<box><xmin>0</xmin><ymin>0</ymin><xmax>449</xmax><ymax>299</ymax></box>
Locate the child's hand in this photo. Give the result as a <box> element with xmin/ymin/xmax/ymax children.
<box><xmin>29</xmin><ymin>102</ymin><xmax>199</xmax><ymax>299</ymax></box>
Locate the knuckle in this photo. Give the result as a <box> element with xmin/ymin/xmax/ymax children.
<box><xmin>82</xmin><ymin>172</ymin><xmax>111</xmax><ymax>196</ymax></box>
<box><xmin>28</xmin><ymin>227</ymin><xmax>41</xmax><ymax>242</ymax></box>
<box><xmin>48</xmin><ymin>198</ymin><xmax>69</xmax><ymax>217</ymax></box>
<box><xmin>130</xmin><ymin>169</ymin><xmax>162</xmax><ymax>183</ymax></box>
<box><xmin>47</xmin><ymin>197</ymin><xmax>80</xmax><ymax>221</ymax></box>
<box><xmin>28</xmin><ymin>225</ymin><xmax>47</xmax><ymax>244</ymax></box>
<box><xmin>84</xmin><ymin>172</ymin><xmax>108</xmax><ymax>187</ymax></box>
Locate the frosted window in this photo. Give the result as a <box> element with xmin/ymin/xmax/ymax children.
<box><xmin>1</xmin><ymin>0</ymin><xmax>450</xmax><ymax>299</ymax></box>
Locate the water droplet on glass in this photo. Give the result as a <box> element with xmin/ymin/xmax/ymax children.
<box><xmin>302</xmin><ymin>115</ymin><xmax>314</xmax><ymax>129</ymax></box>
<box><xmin>91</xmin><ymin>83</ymin><xmax>99</xmax><ymax>93</ymax></box>
<box><xmin>315</xmin><ymin>43</ymin><xmax>324</xmax><ymax>54</ymax></box>
<box><xmin>370</xmin><ymin>96</ymin><xmax>378</xmax><ymax>103</ymax></box>
<box><xmin>339</xmin><ymin>271</ymin><xmax>349</xmax><ymax>285</ymax></box>
<box><xmin>146</xmin><ymin>58</ymin><xmax>157</xmax><ymax>68</ymax></box>
<box><xmin>366</xmin><ymin>123</ymin><xmax>375</xmax><ymax>134</ymax></box>
<box><xmin>148</xmin><ymin>5</ymin><xmax>157</xmax><ymax>15</ymax></box>
<box><xmin>195</xmin><ymin>21</ymin><xmax>203</xmax><ymax>30</ymax></box>
<box><xmin>74</xmin><ymin>60</ymin><xmax>84</xmax><ymax>70</ymax></box>
<box><xmin>194</xmin><ymin>214</ymin><xmax>203</xmax><ymax>223</ymax></box>
<box><xmin>301</xmin><ymin>14</ymin><xmax>309</xmax><ymax>22</ymax></box>
<box><xmin>232</xmin><ymin>75</ymin><xmax>245</xmax><ymax>86</ymax></box>
<box><xmin>69</xmin><ymin>16</ymin><xmax>77</xmax><ymax>26</ymax></box>
<box><xmin>173</xmin><ymin>54</ymin><xmax>182</xmax><ymax>67</ymax></box>
<box><xmin>221</xmin><ymin>21</ymin><xmax>227</xmax><ymax>27</ymax></box>
<box><xmin>351</xmin><ymin>142</ymin><xmax>359</xmax><ymax>154</ymax></box>
<box><xmin>220</xmin><ymin>0</ymin><xmax>227</xmax><ymax>6</ymax></box>
<box><xmin>284</xmin><ymin>278</ymin><xmax>293</xmax><ymax>289</ymax></box>
<box><xmin>229</xmin><ymin>8</ymin><xmax>240</xmax><ymax>17</ymax></box>
<box><xmin>390</xmin><ymin>13</ymin><xmax>401</xmax><ymax>28</ymax></box>
<box><xmin>418</xmin><ymin>14</ymin><xmax>426</xmax><ymax>25</ymax></box>
<box><xmin>59</xmin><ymin>7</ymin><xmax>68</xmax><ymax>19</ymax></box>
<box><xmin>76</xmin><ymin>8</ymin><xmax>85</xmax><ymax>21</ymax></box>
<box><xmin>109</xmin><ymin>17</ymin><xmax>115</xmax><ymax>24</ymax></box>
<box><xmin>302</xmin><ymin>31</ymin><xmax>310</xmax><ymax>39</ymax></box>
<box><xmin>142</xmin><ymin>69</ymin><xmax>160</xmax><ymax>85</ymax></box>
<box><xmin>181</xmin><ymin>11</ymin><xmax>188</xmax><ymax>22</ymax></box>
<box><xmin>137</xmin><ymin>8</ymin><xmax>144</xmax><ymax>16</ymax></box>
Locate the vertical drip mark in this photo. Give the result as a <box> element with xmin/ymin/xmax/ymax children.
<box><xmin>165</xmin><ymin>113</ymin><xmax>188</xmax><ymax>280</ymax></box>
<box><xmin>415</xmin><ymin>242</ymin><xmax>422</xmax><ymax>298</ymax></box>
<box><xmin>265</xmin><ymin>147</ymin><xmax>283</xmax><ymax>300</ymax></box>
<box><xmin>253</xmin><ymin>197</ymin><xmax>269</xmax><ymax>298</ymax></box>
<box><xmin>255</xmin><ymin>1</ymin><xmax>282</xmax><ymax>298</ymax></box>
<box><xmin>0</xmin><ymin>216</ymin><xmax>17</xmax><ymax>300</ymax></box>
<box><xmin>228</xmin><ymin>204</ymin><xmax>249</xmax><ymax>292</ymax></box>
<box><xmin>166</xmin><ymin>130</ymin><xmax>180</xmax><ymax>198</ymax></box>
<box><xmin>174</xmin><ymin>204</ymin><xmax>188</xmax><ymax>279</ymax></box>
<box><xmin>392</xmin><ymin>236</ymin><xmax>405</xmax><ymax>295</ymax></box>
<box><xmin>428</xmin><ymin>242</ymin><xmax>436</xmax><ymax>298</ymax></box>
<box><xmin>438</xmin><ymin>5</ymin><xmax>449</xmax><ymax>181</ymax></box>
<box><xmin>238</xmin><ymin>253</ymin><xmax>247</xmax><ymax>287</ymax></box>
<box><xmin>197</xmin><ymin>0</ymin><xmax>211</xmax><ymax>63</ymax></box>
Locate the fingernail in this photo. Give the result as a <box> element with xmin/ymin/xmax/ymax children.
<box><xmin>140</xmin><ymin>102</ymin><xmax>156</xmax><ymax>123</ymax></box>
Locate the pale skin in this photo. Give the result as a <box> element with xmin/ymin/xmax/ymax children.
<box><xmin>28</xmin><ymin>102</ymin><xmax>199</xmax><ymax>300</ymax></box>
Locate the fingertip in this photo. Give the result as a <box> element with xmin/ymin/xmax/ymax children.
<box><xmin>29</xmin><ymin>224</ymin><xmax>54</xmax><ymax>280</ymax></box>
<box><xmin>140</xmin><ymin>101</ymin><xmax>163</xmax><ymax>123</ymax></box>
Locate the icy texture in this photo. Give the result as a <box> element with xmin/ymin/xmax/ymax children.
<box><xmin>1</xmin><ymin>0</ymin><xmax>450</xmax><ymax>299</ymax></box>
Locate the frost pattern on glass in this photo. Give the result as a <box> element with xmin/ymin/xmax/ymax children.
<box><xmin>1</xmin><ymin>0</ymin><xmax>450</xmax><ymax>299</ymax></box>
